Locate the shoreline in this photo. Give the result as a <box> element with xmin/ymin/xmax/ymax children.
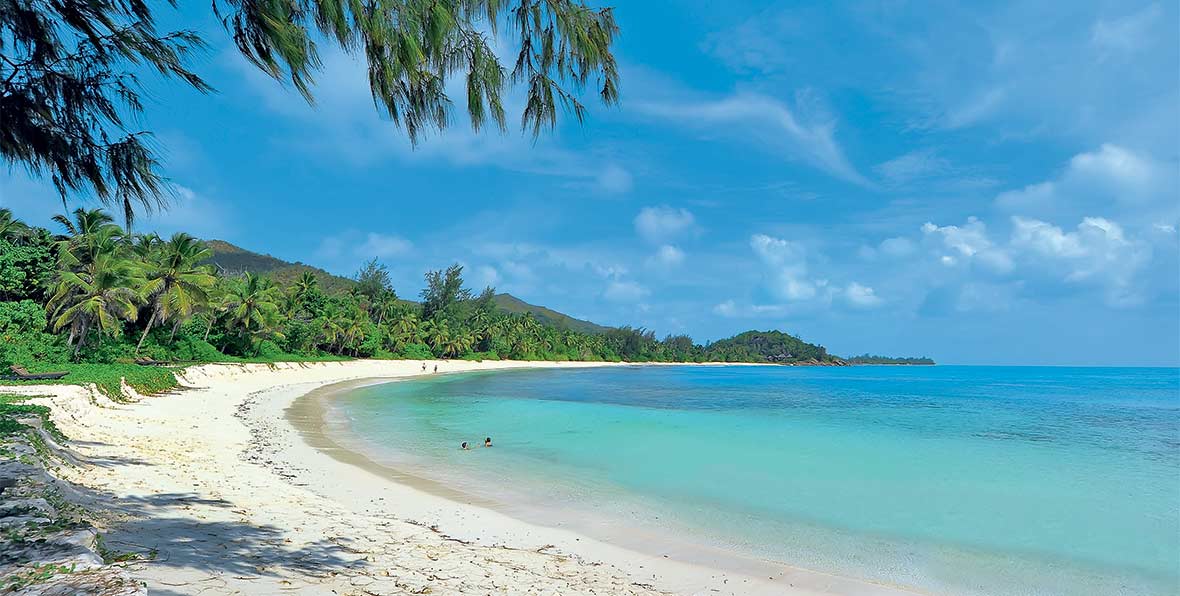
<box><xmin>13</xmin><ymin>359</ymin><xmax>926</xmax><ymax>595</ymax></box>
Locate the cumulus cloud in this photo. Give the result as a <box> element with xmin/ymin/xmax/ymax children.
<box><xmin>596</xmin><ymin>164</ymin><xmax>634</xmax><ymax>194</ymax></box>
<box><xmin>647</xmin><ymin>244</ymin><xmax>685</xmax><ymax>269</ymax></box>
<box><xmin>845</xmin><ymin>282</ymin><xmax>883</xmax><ymax>308</ymax></box>
<box><xmin>357</xmin><ymin>232</ymin><xmax>412</xmax><ymax>258</ymax></box>
<box><xmin>750</xmin><ymin>233</ymin><xmax>821</xmax><ymax>300</ymax></box>
<box><xmin>712</xmin><ymin>300</ymin><xmax>790</xmax><ymax>318</ymax></box>
<box><xmin>879</xmin><ymin>236</ymin><xmax>917</xmax><ymax>258</ymax></box>
<box><xmin>635</xmin><ymin>206</ymin><xmax>696</xmax><ymax>243</ymax></box>
<box><xmin>315</xmin><ymin>230</ymin><xmax>413</xmax><ymax>267</ymax></box>
<box><xmin>921</xmin><ymin>217</ymin><xmax>1014</xmax><ymax>274</ymax></box>
<box><xmin>603</xmin><ymin>280</ymin><xmax>650</xmax><ymax>302</ymax></box>
<box><xmin>133</xmin><ymin>185</ymin><xmax>232</xmax><ymax>239</ymax></box>
<box><xmin>1009</xmin><ymin>216</ymin><xmax>1150</xmax><ymax>304</ymax></box>
<box><xmin>913</xmin><ymin>214</ymin><xmax>1159</xmax><ymax>308</ymax></box>
<box><xmin>995</xmin><ymin>144</ymin><xmax>1176</xmax><ymax>222</ymax></box>
<box><xmin>746</xmin><ymin>234</ymin><xmax>883</xmax><ymax>309</ymax></box>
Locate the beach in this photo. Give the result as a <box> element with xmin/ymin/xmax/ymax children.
<box><xmin>5</xmin><ymin>360</ymin><xmax>928</xmax><ymax>596</ymax></box>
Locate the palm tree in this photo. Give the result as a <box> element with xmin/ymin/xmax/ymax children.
<box><xmin>53</xmin><ymin>208</ymin><xmax>123</xmax><ymax>268</ymax></box>
<box><xmin>422</xmin><ymin>318</ymin><xmax>451</xmax><ymax>356</ymax></box>
<box><xmin>127</xmin><ymin>232</ymin><xmax>163</xmax><ymax>259</ymax></box>
<box><xmin>293</xmin><ymin>271</ymin><xmax>318</xmax><ymax>301</ymax></box>
<box><xmin>441</xmin><ymin>330</ymin><xmax>475</xmax><ymax>358</ymax></box>
<box><xmin>222</xmin><ymin>273</ymin><xmax>282</xmax><ymax>346</ymax></box>
<box><xmin>0</xmin><ymin>209</ymin><xmax>29</xmax><ymax>243</ymax></box>
<box><xmin>317</xmin><ymin>311</ymin><xmax>346</xmax><ymax>353</ymax></box>
<box><xmin>47</xmin><ymin>254</ymin><xmax>142</xmax><ymax>354</ymax></box>
<box><xmin>388</xmin><ymin>313</ymin><xmax>421</xmax><ymax>352</ymax></box>
<box><xmin>370</xmin><ymin>289</ymin><xmax>398</xmax><ymax>327</ymax></box>
<box><xmin>342</xmin><ymin>305</ymin><xmax>369</xmax><ymax>356</ymax></box>
<box><xmin>135</xmin><ymin>233</ymin><xmax>216</xmax><ymax>353</ymax></box>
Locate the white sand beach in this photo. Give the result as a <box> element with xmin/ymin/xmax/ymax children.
<box><xmin>7</xmin><ymin>360</ymin><xmax>926</xmax><ymax>596</ymax></box>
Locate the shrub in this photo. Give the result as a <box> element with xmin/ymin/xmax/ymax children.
<box><xmin>400</xmin><ymin>343</ymin><xmax>432</xmax><ymax>359</ymax></box>
<box><xmin>460</xmin><ymin>351</ymin><xmax>499</xmax><ymax>361</ymax></box>
<box><xmin>0</xmin><ymin>300</ymin><xmax>69</xmax><ymax>366</ymax></box>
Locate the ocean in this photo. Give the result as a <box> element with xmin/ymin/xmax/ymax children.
<box><xmin>329</xmin><ymin>365</ymin><xmax>1180</xmax><ymax>595</ymax></box>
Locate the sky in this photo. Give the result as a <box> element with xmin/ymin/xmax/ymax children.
<box><xmin>2</xmin><ymin>0</ymin><xmax>1178</xmax><ymax>365</ymax></box>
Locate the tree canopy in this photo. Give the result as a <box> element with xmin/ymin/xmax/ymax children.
<box><xmin>1</xmin><ymin>0</ymin><xmax>620</xmax><ymax>222</ymax></box>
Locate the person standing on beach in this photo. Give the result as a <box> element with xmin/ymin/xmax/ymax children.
<box><xmin>422</xmin><ymin>362</ymin><xmax>427</xmax><ymax>372</ymax></box>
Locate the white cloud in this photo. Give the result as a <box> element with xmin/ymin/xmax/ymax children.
<box><xmin>1092</xmin><ymin>3</ymin><xmax>1164</xmax><ymax>56</ymax></box>
<box><xmin>1066</xmin><ymin>144</ymin><xmax>1161</xmax><ymax>200</ymax></box>
<box><xmin>315</xmin><ymin>230</ymin><xmax>413</xmax><ymax>268</ymax></box>
<box><xmin>1010</xmin><ymin>216</ymin><xmax>1150</xmax><ymax>303</ymax></box>
<box><xmin>603</xmin><ymin>280</ymin><xmax>650</xmax><ymax>302</ymax></box>
<box><xmin>597</xmin><ymin>164</ymin><xmax>634</xmax><ymax>194</ymax></box>
<box><xmin>922</xmin><ymin>217</ymin><xmax>1014</xmax><ymax>274</ymax></box>
<box><xmin>357</xmin><ymin>232</ymin><xmax>412</xmax><ymax>258</ymax></box>
<box><xmin>844</xmin><ymin>282</ymin><xmax>883</xmax><ymax>308</ymax></box>
<box><xmin>995</xmin><ymin>144</ymin><xmax>1176</xmax><ymax>223</ymax></box>
<box><xmin>944</xmin><ymin>87</ymin><xmax>1007</xmax><ymax>129</ymax></box>
<box><xmin>635</xmin><ymin>92</ymin><xmax>868</xmax><ymax>185</ymax></box>
<box><xmin>712</xmin><ymin>300</ymin><xmax>792</xmax><ymax>318</ymax></box>
<box><xmin>879</xmin><ymin>236</ymin><xmax>916</xmax><ymax>258</ymax></box>
<box><xmin>635</xmin><ymin>206</ymin><xmax>695</xmax><ymax>243</ymax></box>
<box><xmin>874</xmin><ymin>149</ymin><xmax>950</xmax><ymax>185</ymax></box>
<box><xmin>472</xmin><ymin>265</ymin><xmax>500</xmax><ymax>288</ymax></box>
<box><xmin>750</xmin><ymin>233</ymin><xmax>863</xmax><ymax>306</ymax></box>
<box><xmin>647</xmin><ymin>244</ymin><xmax>685</xmax><ymax>269</ymax></box>
<box><xmin>128</xmin><ymin>185</ymin><xmax>233</xmax><ymax>239</ymax></box>
<box><xmin>913</xmin><ymin>214</ymin><xmax>1158</xmax><ymax>308</ymax></box>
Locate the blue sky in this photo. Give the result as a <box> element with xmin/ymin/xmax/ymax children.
<box><xmin>2</xmin><ymin>1</ymin><xmax>1178</xmax><ymax>365</ymax></box>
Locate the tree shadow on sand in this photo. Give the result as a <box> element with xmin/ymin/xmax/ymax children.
<box><xmin>66</xmin><ymin>484</ymin><xmax>362</xmax><ymax>581</ymax></box>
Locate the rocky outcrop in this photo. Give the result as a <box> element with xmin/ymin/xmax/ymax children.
<box><xmin>0</xmin><ymin>417</ymin><xmax>144</xmax><ymax>596</ymax></box>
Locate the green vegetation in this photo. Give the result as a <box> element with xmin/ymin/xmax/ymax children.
<box><xmin>204</xmin><ymin>241</ymin><xmax>358</xmax><ymax>295</ymax></box>
<box><xmin>0</xmin><ymin>395</ymin><xmax>65</xmax><ymax>441</ymax></box>
<box><xmin>3</xmin><ymin>1</ymin><xmax>620</xmax><ymax>221</ymax></box>
<box><xmin>0</xmin><ymin>208</ymin><xmax>874</xmax><ymax>378</ymax></box>
<box><xmin>491</xmin><ymin>293</ymin><xmax>609</xmax><ymax>334</ymax></box>
<box><xmin>846</xmin><ymin>355</ymin><xmax>936</xmax><ymax>365</ymax></box>
<box><xmin>703</xmin><ymin>331</ymin><xmax>840</xmax><ymax>364</ymax></box>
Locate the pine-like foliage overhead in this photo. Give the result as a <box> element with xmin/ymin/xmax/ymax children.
<box><xmin>1</xmin><ymin>0</ymin><xmax>620</xmax><ymax>221</ymax></box>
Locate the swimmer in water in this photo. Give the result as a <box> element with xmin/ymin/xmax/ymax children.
<box><xmin>484</xmin><ymin>437</ymin><xmax>493</xmax><ymax>448</ymax></box>
<box><xmin>461</xmin><ymin>441</ymin><xmax>470</xmax><ymax>450</ymax></box>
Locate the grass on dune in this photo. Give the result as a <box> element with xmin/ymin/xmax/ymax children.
<box><xmin>0</xmin><ymin>363</ymin><xmax>179</xmax><ymax>400</ymax></box>
<box><xmin>0</xmin><ymin>394</ymin><xmax>65</xmax><ymax>441</ymax></box>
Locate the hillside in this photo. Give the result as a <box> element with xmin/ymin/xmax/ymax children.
<box><xmin>491</xmin><ymin>293</ymin><xmax>609</xmax><ymax>334</ymax></box>
<box><xmin>203</xmin><ymin>240</ymin><xmax>357</xmax><ymax>294</ymax></box>
<box><xmin>704</xmin><ymin>330</ymin><xmax>842</xmax><ymax>364</ymax></box>
<box><xmin>204</xmin><ymin>240</ymin><xmax>610</xmax><ymax>333</ymax></box>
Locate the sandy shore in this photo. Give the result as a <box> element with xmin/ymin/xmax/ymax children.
<box><xmin>7</xmin><ymin>360</ymin><xmax>925</xmax><ymax>596</ymax></box>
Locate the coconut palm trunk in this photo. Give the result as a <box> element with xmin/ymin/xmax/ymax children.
<box><xmin>136</xmin><ymin>310</ymin><xmax>158</xmax><ymax>354</ymax></box>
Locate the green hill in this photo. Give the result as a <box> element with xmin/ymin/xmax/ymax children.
<box><xmin>203</xmin><ymin>240</ymin><xmax>356</xmax><ymax>294</ymax></box>
<box><xmin>704</xmin><ymin>330</ymin><xmax>841</xmax><ymax>364</ymax></box>
<box><xmin>491</xmin><ymin>293</ymin><xmax>609</xmax><ymax>334</ymax></box>
<box><xmin>204</xmin><ymin>240</ymin><xmax>609</xmax><ymax>333</ymax></box>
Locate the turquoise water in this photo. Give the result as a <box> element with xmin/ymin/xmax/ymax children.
<box><xmin>333</xmin><ymin>365</ymin><xmax>1180</xmax><ymax>595</ymax></box>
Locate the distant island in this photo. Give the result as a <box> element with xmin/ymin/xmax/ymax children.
<box><xmin>845</xmin><ymin>355</ymin><xmax>936</xmax><ymax>365</ymax></box>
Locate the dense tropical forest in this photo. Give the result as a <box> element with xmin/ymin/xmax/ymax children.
<box><xmin>0</xmin><ymin>208</ymin><xmax>882</xmax><ymax>371</ymax></box>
